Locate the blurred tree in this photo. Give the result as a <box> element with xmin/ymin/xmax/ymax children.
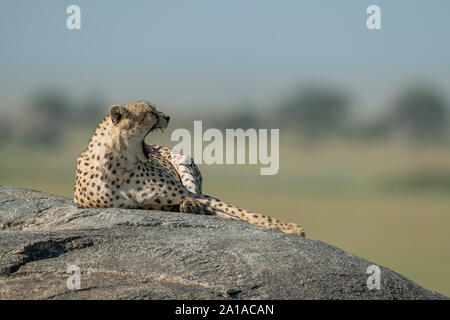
<box><xmin>209</xmin><ymin>104</ymin><xmax>259</xmax><ymax>130</ymax></box>
<box><xmin>281</xmin><ymin>86</ymin><xmax>350</xmax><ymax>138</ymax></box>
<box><xmin>228</xmin><ymin>110</ymin><xmax>258</xmax><ymax>129</ymax></box>
<box><xmin>32</xmin><ymin>91</ymin><xmax>71</xmax><ymax>120</ymax></box>
<box><xmin>74</xmin><ymin>94</ymin><xmax>108</xmax><ymax>126</ymax></box>
<box><xmin>23</xmin><ymin>90</ymin><xmax>72</xmax><ymax>146</ymax></box>
<box><xmin>387</xmin><ymin>86</ymin><xmax>448</xmax><ymax>140</ymax></box>
<box><xmin>0</xmin><ymin>118</ymin><xmax>12</xmax><ymax>142</ymax></box>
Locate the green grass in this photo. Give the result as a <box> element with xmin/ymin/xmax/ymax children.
<box><xmin>1</xmin><ymin>130</ymin><xmax>449</xmax><ymax>296</ymax></box>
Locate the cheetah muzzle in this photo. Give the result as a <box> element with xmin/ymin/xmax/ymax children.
<box><xmin>74</xmin><ymin>101</ymin><xmax>305</xmax><ymax>236</ymax></box>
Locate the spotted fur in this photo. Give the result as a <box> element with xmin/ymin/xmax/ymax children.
<box><xmin>74</xmin><ymin>101</ymin><xmax>305</xmax><ymax>236</ymax></box>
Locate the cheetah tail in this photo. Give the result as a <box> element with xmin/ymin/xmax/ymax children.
<box><xmin>183</xmin><ymin>194</ymin><xmax>305</xmax><ymax>237</ymax></box>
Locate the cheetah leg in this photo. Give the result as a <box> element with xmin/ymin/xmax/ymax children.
<box><xmin>188</xmin><ymin>194</ymin><xmax>305</xmax><ymax>236</ymax></box>
<box><xmin>167</xmin><ymin>151</ymin><xmax>203</xmax><ymax>194</ymax></box>
<box><xmin>146</xmin><ymin>145</ymin><xmax>203</xmax><ymax>194</ymax></box>
<box><xmin>179</xmin><ymin>198</ymin><xmax>208</xmax><ymax>215</ymax></box>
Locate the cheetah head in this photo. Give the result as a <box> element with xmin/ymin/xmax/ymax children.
<box><xmin>108</xmin><ymin>101</ymin><xmax>170</xmax><ymax>158</ymax></box>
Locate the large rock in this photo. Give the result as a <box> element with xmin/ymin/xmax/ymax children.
<box><xmin>0</xmin><ymin>186</ymin><xmax>446</xmax><ymax>299</ymax></box>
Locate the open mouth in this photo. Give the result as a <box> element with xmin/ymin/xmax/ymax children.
<box><xmin>143</xmin><ymin>142</ymin><xmax>161</xmax><ymax>158</ymax></box>
<box><xmin>142</xmin><ymin>124</ymin><xmax>165</xmax><ymax>158</ymax></box>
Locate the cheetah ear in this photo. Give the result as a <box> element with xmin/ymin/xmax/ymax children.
<box><xmin>109</xmin><ymin>105</ymin><xmax>126</xmax><ymax>124</ymax></box>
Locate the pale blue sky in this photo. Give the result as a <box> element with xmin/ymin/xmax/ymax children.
<box><xmin>1</xmin><ymin>0</ymin><xmax>449</xmax><ymax>112</ymax></box>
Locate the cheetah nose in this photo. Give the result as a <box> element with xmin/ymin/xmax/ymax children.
<box><xmin>164</xmin><ymin>116</ymin><xmax>170</xmax><ymax>122</ymax></box>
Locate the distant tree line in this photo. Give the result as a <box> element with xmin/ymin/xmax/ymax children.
<box><xmin>0</xmin><ymin>90</ymin><xmax>107</xmax><ymax>146</ymax></box>
<box><xmin>219</xmin><ymin>84</ymin><xmax>449</xmax><ymax>142</ymax></box>
<box><xmin>0</xmin><ymin>84</ymin><xmax>448</xmax><ymax>146</ymax></box>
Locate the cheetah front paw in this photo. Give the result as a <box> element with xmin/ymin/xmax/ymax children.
<box><xmin>179</xmin><ymin>198</ymin><xmax>205</xmax><ymax>215</ymax></box>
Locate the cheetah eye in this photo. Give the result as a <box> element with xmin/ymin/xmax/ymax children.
<box><xmin>149</xmin><ymin>110</ymin><xmax>158</xmax><ymax>118</ymax></box>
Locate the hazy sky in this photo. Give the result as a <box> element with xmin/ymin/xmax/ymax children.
<box><xmin>1</xmin><ymin>0</ymin><xmax>449</xmax><ymax>113</ymax></box>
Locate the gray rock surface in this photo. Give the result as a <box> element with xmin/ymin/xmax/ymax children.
<box><xmin>0</xmin><ymin>186</ymin><xmax>446</xmax><ymax>299</ymax></box>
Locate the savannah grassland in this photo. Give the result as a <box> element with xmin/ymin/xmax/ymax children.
<box><xmin>1</xmin><ymin>127</ymin><xmax>449</xmax><ymax>296</ymax></box>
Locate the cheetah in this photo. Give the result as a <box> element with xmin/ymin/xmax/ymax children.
<box><xmin>74</xmin><ymin>101</ymin><xmax>305</xmax><ymax>236</ymax></box>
